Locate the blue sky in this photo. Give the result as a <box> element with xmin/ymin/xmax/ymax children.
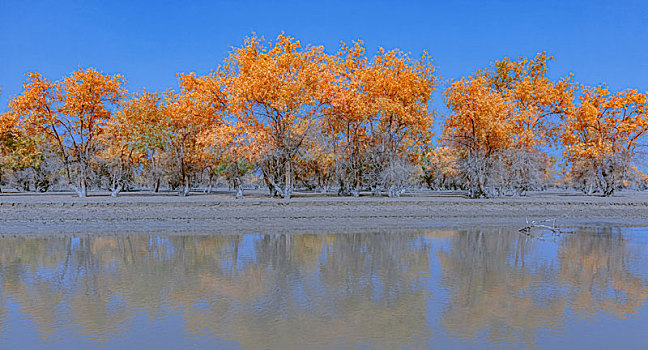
<box><xmin>1</xmin><ymin>0</ymin><xmax>647</xmax><ymax>120</ymax></box>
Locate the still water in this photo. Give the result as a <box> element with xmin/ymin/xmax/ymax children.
<box><xmin>0</xmin><ymin>228</ymin><xmax>647</xmax><ymax>349</ymax></box>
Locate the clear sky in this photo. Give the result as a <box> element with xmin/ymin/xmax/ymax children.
<box><xmin>1</xmin><ymin>0</ymin><xmax>647</xmax><ymax>118</ymax></box>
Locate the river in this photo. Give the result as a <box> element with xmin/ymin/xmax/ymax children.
<box><xmin>0</xmin><ymin>227</ymin><xmax>646</xmax><ymax>349</ymax></box>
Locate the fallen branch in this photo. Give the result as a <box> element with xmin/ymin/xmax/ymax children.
<box><xmin>519</xmin><ymin>218</ymin><xmax>561</xmax><ymax>239</ymax></box>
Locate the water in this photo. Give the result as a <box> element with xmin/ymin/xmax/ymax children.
<box><xmin>0</xmin><ymin>227</ymin><xmax>647</xmax><ymax>349</ymax></box>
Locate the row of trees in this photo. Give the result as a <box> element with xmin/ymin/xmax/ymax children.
<box><xmin>1</xmin><ymin>34</ymin><xmax>647</xmax><ymax>198</ymax></box>
<box><xmin>438</xmin><ymin>53</ymin><xmax>648</xmax><ymax>197</ymax></box>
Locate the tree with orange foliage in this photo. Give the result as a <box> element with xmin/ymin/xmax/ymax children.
<box><xmin>326</xmin><ymin>42</ymin><xmax>435</xmax><ymax>197</ymax></box>
<box><xmin>0</xmin><ymin>115</ymin><xmax>55</xmax><ymax>192</ymax></box>
<box><xmin>172</xmin><ymin>72</ymin><xmax>255</xmax><ymax>198</ymax></box>
<box><xmin>198</xmin><ymin>120</ymin><xmax>256</xmax><ymax>198</ymax></box>
<box><xmin>443</xmin><ymin>75</ymin><xmax>514</xmax><ymax>197</ymax></box>
<box><xmin>360</xmin><ymin>48</ymin><xmax>435</xmax><ymax>197</ymax></box>
<box><xmin>162</xmin><ymin>73</ymin><xmax>225</xmax><ymax>196</ymax></box>
<box><xmin>293</xmin><ymin>126</ymin><xmax>336</xmax><ymax>193</ymax></box>
<box><xmin>443</xmin><ymin>53</ymin><xmax>573</xmax><ymax>197</ymax></box>
<box><xmin>561</xmin><ymin>86</ymin><xmax>648</xmax><ymax>196</ymax></box>
<box><xmin>102</xmin><ymin>91</ymin><xmax>172</xmax><ymax>194</ymax></box>
<box><xmin>487</xmin><ymin>53</ymin><xmax>574</xmax><ymax>148</ymax></box>
<box><xmin>223</xmin><ymin>34</ymin><xmax>335</xmax><ymax>199</ymax></box>
<box><xmin>98</xmin><ymin>92</ymin><xmax>160</xmax><ymax>196</ymax></box>
<box><xmin>325</xmin><ymin>41</ymin><xmax>370</xmax><ymax>196</ymax></box>
<box><xmin>486</xmin><ymin>53</ymin><xmax>573</xmax><ymax>195</ymax></box>
<box><xmin>1</xmin><ymin>97</ymin><xmax>53</xmax><ymax>192</ymax></box>
<box><xmin>419</xmin><ymin>146</ymin><xmax>461</xmax><ymax>191</ymax></box>
<box><xmin>5</xmin><ymin>69</ymin><xmax>126</xmax><ymax>197</ymax></box>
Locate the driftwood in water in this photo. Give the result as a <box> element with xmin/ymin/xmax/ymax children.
<box><xmin>519</xmin><ymin>218</ymin><xmax>561</xmax><ymax>239</ymax></box>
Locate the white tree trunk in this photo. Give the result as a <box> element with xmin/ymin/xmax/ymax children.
<box><xmin>72</xmin><ymin>177</ymin><xmax>87</xmax><ymax>198</ymax></box>
<box><xmin>180</xmin><ymin>176</ymin><xmax>190</xmax><ymax>196</ymax></box>
<box><xmin>283</xmin><ymin>159</ymin><xmax>292</xmax><ymax>199</ymax></box>
<box><xmin>111</xmin><ymin>182</ymin><xmax>124</xmax><ymax>197</ymax></box>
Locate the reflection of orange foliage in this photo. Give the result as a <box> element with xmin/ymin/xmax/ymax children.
<box><xmin>0</xmin><ymin>231</ymin><xmax>646</xmax><ymax>348</ymax></box>
<box><xmin>437</xmin><ymin>228</ymin><xmax>648</xmax><ymax>348</ymax></box>
<box><xmin>0</xmin><ymin>234</ymin><xmax>432</xmax><ymax>348</ymax></box>
<box><xmin>437</xmin><ymin>230</ymin><xmax>567</xmax><ymax>348</ymax></box>
<box><xmin>559</xmin><ymin>229</ymin><xmax>648</xmax><ymax>319</ymax></box>
<box><xmin>197</xmin><ymin>265</ymin><xmax>267</xmax><ymax>300</ymax></box>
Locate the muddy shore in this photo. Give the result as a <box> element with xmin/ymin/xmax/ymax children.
<box><xmin>1</xmin><ymin>190</ymin><xmax>647</xmax><ymax>236</ymax></box>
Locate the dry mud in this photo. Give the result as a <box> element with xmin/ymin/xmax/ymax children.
<box><xmin>1</xmin><ymin>190</ymin><xmax>647</xmax><ymax>236</ymax></box>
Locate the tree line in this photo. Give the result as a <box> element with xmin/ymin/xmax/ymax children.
<box><xmin>1</xmin><ymin>34</ymin><xmax>647</xmax><ymax>198</ymax></box>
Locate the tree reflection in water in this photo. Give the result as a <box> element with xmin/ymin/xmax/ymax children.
<box><xmin>437</xmin><ymin>228</ymin><xmax>648</xmax><ymax>348</ymax></box>
<box><xmin>438</xmin><ymin>229</ymin><xmax>568</xmax><ymax>348</ymax></box>
<box><xmin>0</xmin><ymin>233</ymin><xmax>433</xmax><ymax>349</ymax></box>
<box><xmin>0</xmin><ymin>228</ymin><xmax>646</xmax><ymax>349</ymax></box>
<box><xmin>559</xmin><ymin>227</ymin><xmax>648</xmax><ymax>318</ymax></box>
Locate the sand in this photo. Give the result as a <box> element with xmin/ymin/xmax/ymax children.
<box><xmin>1</xmin><ymin>189</ymin><xmax>647</xmax><ymax>236</ymax></box>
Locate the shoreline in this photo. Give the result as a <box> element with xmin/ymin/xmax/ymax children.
<box><xmin>1</xmin><ymin>190</ymin><xmax>647</xmax><ymax>236</ymax></box>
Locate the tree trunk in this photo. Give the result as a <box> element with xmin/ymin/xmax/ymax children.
<box><xmin>111</xmin><ymin>182</ymin><xmax>124</xmax><ymax>197</ymax></box>
<box><xmin>70</xmin><ymin>162</ymin><xmax>89</xmax><ymax>198</ymax></box>
<box><xmin>263</xmin><ymin>172</ymin><xmax>273</xmax><ymax>196</ymax></box>
<box><xmin>352</xmin><ymin>166</ymin><xmax>361</xmax><ymax>197</ymax></box>
<box><xmin>178</xmin><ymin>144</ymin><xmax>188</xmax><ymax>196</ymax></box>
<box><xmin>585</xmin><ymin>181</ymin><xmax>595</xmax><ymax>196</ymax></box>
<box><xmin>388</xmin><ymin>151</ymin><xmax>395</xmax><ymax>198</ymax></box>
<box><xmin>74</xmin><ymin>178</ymin><xmax>87</xmax><ymax>198</ymax></box>
<box><xmin>234</xmin><ymin>171</ymin><xmax>244</xmax><ymax>199</ymax></box>
<box><xmin>388</xmin><ymin>184</ymin><xmax>399</xmax><ymax>198</ymax></box>
<box><xmin>206</xmin><ymin>173</ymin><xmax>214</xmax><ymax>194</ymax></box>
<box><xmin>283</xmin><ymin>159</ymin><xmax>292</xmax><ymax>199</ymax></box>
<box><xmin>263</xmin><ymin>171</ymin><xmax>283</xmax><ymax>197</ymax></box>
<box><xmin>181</xmin><ymin>175</ymin><xmax>190</xmax><ymax>196</ymax></box>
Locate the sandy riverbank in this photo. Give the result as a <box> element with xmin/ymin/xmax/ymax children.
<box><xmin>1</xmin><ymin>190</ymin><xmax>647</xmax><ymax>235</ymax></box>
